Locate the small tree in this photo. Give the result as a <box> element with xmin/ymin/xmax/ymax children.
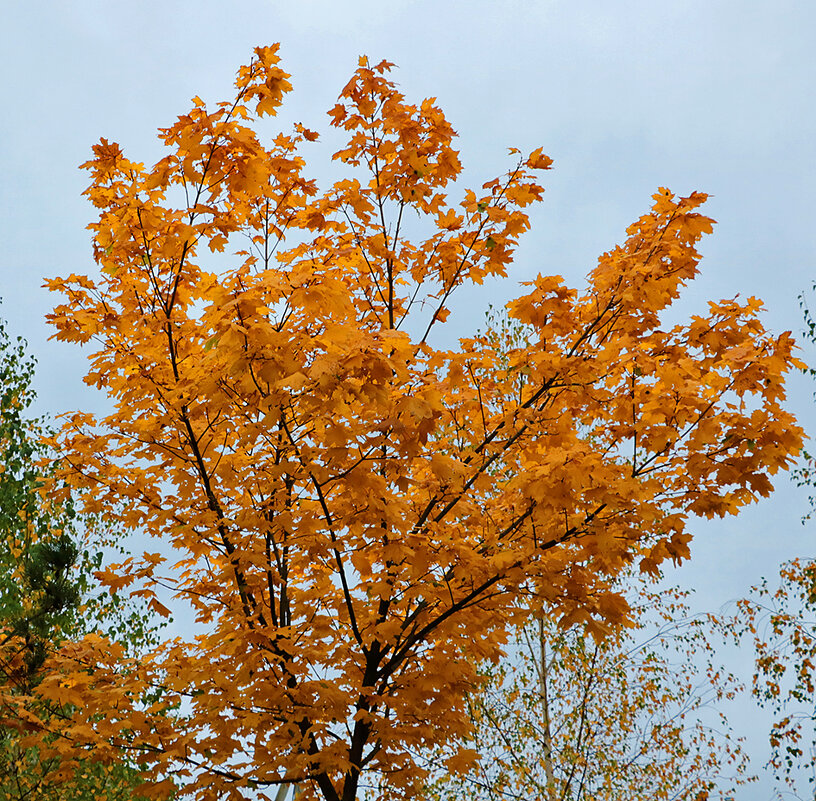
<box><xmin>726</xmin><ymin>559</ymin><xmax>816</xmax><ymax>799</ymax></box>
<box><xmin>35</xmin><ymin>46</ymin><xmax>802</xmax><ymax>801</ymax></box>
<box><xmin>0</xmin><ymin>311</ymin><xmax>164</xmax><ymax>800</ymax></box>
<box><xmin>423</xmin><ymin>570</ymin><xmax>750</xmax><ymax>801</ymax></box>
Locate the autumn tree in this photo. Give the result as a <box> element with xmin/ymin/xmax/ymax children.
<box><xmin>31</xmin><ymin>45</ymin><xmax>804</xmax><ymax>801</ymax></box>
<box><xmin>0</xmin><ymin>310</ymin><xmax>164</xmax><ymax>800</ymax></box>
<box><xmin>723</xmin><ymin>559</ymin><xmax>816</xmax><ymax>799</ymax></box>
<box><xmin>422</xmin><ymin>569</ymin><xmax>751</xmax><ymax>801</ymax></box>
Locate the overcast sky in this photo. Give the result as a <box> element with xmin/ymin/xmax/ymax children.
<box><xmin>1</xmin><ymin>1</ymin><xmax>815</xmax><ymax>796</ymax></box>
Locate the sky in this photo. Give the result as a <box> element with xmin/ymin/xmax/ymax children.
<box><xmin>1</xmin><ymin>1</ymin><xmax>815</xmax><ymax>796</ymax></box>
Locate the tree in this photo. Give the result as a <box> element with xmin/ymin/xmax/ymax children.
<box><xmin>422</xmin><ymin>568</ymin><xmax>751</xmax><ymax>801</ymax></box>
<box><xmin>0</xmin><ymin>310</ymin><xmax>164</xmax><ymax>800</ymax></box>
<box><xmin>725</xmin><ymin>559</ymin><xmax>816</xmax><ymax>799</ymax></box>
<box><xmin>35</xmin><ymin>45</ymin><xmax>802</xmax><ymax>801</ymax></box>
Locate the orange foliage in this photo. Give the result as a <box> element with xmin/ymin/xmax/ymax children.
<box><xmin>26</xmin><ymin>44</ymin><xmax>803</xmax><ymax>801</ymax></box>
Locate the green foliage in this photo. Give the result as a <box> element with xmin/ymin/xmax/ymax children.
<box><xmin>0</xmin><ymin>308</ymin><xmax>167</xmax><ymax>800</ymax></box>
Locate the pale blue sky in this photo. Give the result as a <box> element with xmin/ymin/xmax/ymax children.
<box><xmin>1</xmin><ymin>1</ymin><xmax>815</xmax><ymax>795</ymax></box>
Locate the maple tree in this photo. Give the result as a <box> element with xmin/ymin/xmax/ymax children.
<box><xmin>0</xmin><ymin>310</ymin><xmax>164</xmax><ymax>800</ymax></box>
<box><xmin>423</xmin><ymin>569</ymin><xmax>750</xmax><ymax>801</ymax></box>
<box><xmin>32</xmin><ymin>45</ymin><xmax>804</xmax><ymax>801</ymax></box>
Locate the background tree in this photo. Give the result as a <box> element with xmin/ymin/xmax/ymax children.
<box><xmin>0</xmin><ymin>310</ymin><xmax>165</xmax><ymax>800</ymax></box>
<box><xmin>726</xmin><ymin>559</ymin><xmax>816</xmax><ymax>799</ymax></box>
<box><xmin>33</xmin><ymin>45</ymin><xmax>803</xmax><ymax>801</ymax></box>
<box><xmin>422</xmin><ymin>569</ymin><xmax>750</xmax><ymax>801</ymax></box>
